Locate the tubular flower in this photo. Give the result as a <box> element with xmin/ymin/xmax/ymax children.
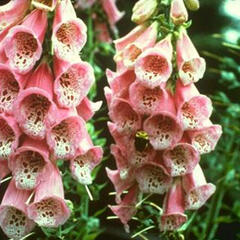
<box><xmin>52</xmin><ymin>0</ymin><xmax>87</xmax><ymax>62</ymax></box>
<box><xmin>0</xmin><ymin>1</ymin><xmax>102</xmax><ymax>238</ymax></box>
<box><xmin>105</xmin><ymin>0</ymin><xmax>222</xmax><ymax>233</ymax></box>
<box><xmin>27</xmin><ymin>164</ymin><xmax>71</xmax><ymax>227</ymax></box>
<box><xmin>14</xmin><ymin>61</ymin><xmax>56</xmax><ymax>140</ymax></box>
<box><xmin>0</xmin><ymin>0</ymin><xmax>30</xmax><ymax>32</ymax></box>
<box><xmin>3</xmin><ymin>9</ymin><xmax>47</xmax><ymax>74</ymax></box>
<box><xmin>0</xmin><ymin>180</ymin><xmax>35</xmax><ymax>239</ymax></box>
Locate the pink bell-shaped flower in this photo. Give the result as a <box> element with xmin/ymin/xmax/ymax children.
<box><xmin>27</xmin><ymin>164</ymin><xmax>71</xmax><ymax>227</ymax></box>
<box><xmin>170</xmin><ymin>0</ymin><xmax>188</xmax><ymax>25</ymax></box>
<box><xmin>109</xmin><ymin>185</ymin><xmax>139</xmax><ymax>229</ymax></box>
<box><xmin>101</xmin><ymin>0</ymin><xmax>124</xmax><ymax>28</ymax></box>
<box><xmin>176</xmin><ymin>29</ymin><xmax>206</xmax><ymax>85</ymax></box>
<box><xmin>0</xmin><ymin>180</ymin><xmax>35</xmax><ymax>239</ymax></box>
<box><xmin>182</xmin><ymin>164</ymin><xmax>216</xmax><ymax>210</ymax></box>
<box><xmin>52</xmin><ymin>0</ymin><xmax>87</xmax><ymax>62</ymax></box>
<box><xmin>3</xmin><ymin>9</ymin><xmax>48</xmax><ymax>74</ymax></box>
<box><xmin>76</xmin><ymin>97</ymin><xmax>102</xmax><ymax>122</ymax></box>
<box><xmin>135</xmin><ymin>163</ymin><xmax>172</xmax><ymax>195</ymax></box>
<box><xmin>32</xmin><ymin>0</ymin><xmax>57</xmax><ymax>11</ymax></box>
<box><xmin>0</xmin><ymin>113</ymin><xmax>21</xmax><ymax>161</ymax></box>
<box><xmin>9</xmin><ymin>136</ymin><xmax>50</xmax><ymax>190</ymax></box>
<box><xmin>129</xmin><ymin>82</ymin><xmax>170</xmax><ymax>115</ymax></box>
<box><xmin>0</xmin><ymin>0</ymin><xmax>30</xmax><ymax>32</ymax></box>
<box><xmin>14</xmin><ymin>61</ymin><xmax>56</xmax><ymax>140</ymax></box>
<box><xmin>160</xmin><ymin>178</ymin><xmax>187</xmax><ymax>231</ymax></box>
<box><xmin>143</xmin><ymin>93</ymin><xmax>183</xmax><ymax>150</ymax></box>
<box><xmin>106</xmin><ymin>168</ymin><xmax>136</xmax><ymax>204</ymax></box>
<box><xmin>175</xmin><ymin>80</ymin><xmax>213</xmax><ymax>130</ymax></box>
<box><xmin>70</xmin><ymin>145</ymin><xmax>103</xmax><ymax>185</ymax></box>
<box><xmin>120</xmin><ymin>22</ymin><xmax>158</xmax><ymax>70</ymax></box>
<box><xmin>54</xmin><ymin>57</ymin><xmax>95</xmax><ymax>108</ymax></box>
<box><xmin>46</xmin><ymin>108</ymin><xmax>88</xmax><ymax>160</ymax></box>
<box><xmin>0</xmin><ymin>64</ymin><xmax>28</xmax><ymax>115</ymax></box>
<box><xmin>135</xmin><ymin>35</ymin><xmax>173</xmax><ymax>88</ymax></box>
<box><xmin>187</xmin><ymin>121</ymin><xmax>222</xmax><ymax>154</ymax></box>
<box><xmin>108</xmin><ymin>98</ymin><xmax>141</xmax><ymax>136</ymax></box>
<box><xmin>162</xmin><ymin>141</ymin><xmax>200</xmax><ymax>177</ymax></box>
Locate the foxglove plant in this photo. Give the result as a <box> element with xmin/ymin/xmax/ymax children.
<box><xmin>106</xmin><ymin>0</ymin><xmax>222</xmax><ymax>234</ymax></box>
<box><xmin>0</xmin><ymin>0</ymin><xmax>103</xmax><ymax>238</ymax></box>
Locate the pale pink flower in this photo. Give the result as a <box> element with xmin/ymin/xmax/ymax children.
<box><xmin>110</xmin><ymin>185</ymin><xmax>139</xmax><ymax>230</ymax></box>
<box><xmin>27</xmin><ymin>164</ymin><xmax>71</xmax><ymax>227</ymax></box>
<box><xmin>135</xmin><ymin>163</ymin><xmax>172</xmax><ymax>194</ymax></box>
<box><xmin>9</xmin><ymin>136</ymin><xmax>50</xmax><ymax>190</ymax></box>
<box><xmin>132</xmin><ymin>0</ymin><xmax>158</xmax><ymax>24</ymax></box>
<box><xmin>160</xmin><ymin>178</ymin><xmax>187</xmax><ymax>231</ymax></box>
<box><xmin>162</xmin><ymin>141</ymin><xmax>200</xmax><ymax>177</ymax></box>
<box><xmin>32</xmin><ymin>0</ymin><xmax>57</xmax><ymax>12</ymax></box>
<box><xmin>46</xmin><ymin>108</ymin><xmax>88</xmax><ymax>160</ymax></box>
<box><xmin>0</xmin><ymin>0</ymin><xmax>30</xmax><ymax>32</ymax></box>
<box><xmin>177</xmin><ymin>29</ymin><xmax>206</xmax><ymax>85</ymax></box>
<box><xmin>3</xmin><ymin>9</ymin><xmax>47</xmax><ymax>74</ymax></box>
<box><xmin>170</xmin><ymin>0</ymin><xmax>188</xmax><ymax>25</ymax></box>
<box><xmin>108</xmin><ymin>98</ymin><xmax>141</xmax><ymax>136</ymax></box>
<box><xmin>0</xmin><ymin>64</ymin><xmax>28</xmax><ymax>115</ymax></box>
<box><xmin>70</xmin><ymin>146</ymin><xmax>103</xmax><ymax>185</ymax></box>
<box><xmin>182</xmin><ymin>164</ymin><xmax>216</xmax><ymax>210</ymax></box>
<box><xmin>52</xmin><ymin>0</ymin><xmax>87</xmax><ymax>62</ymax></box>
<box><xmin>129</xmin><ymin>82</ymin><xmax>170</xmax><ymax>115</ymax></box>
<box><xmin>187</xmin><ymin>122</ymin><xmax>222</xmax><ymax>154</ymax></box>
<box><xmin>135</xmin><ymin>35</ymin><xmax>173</xmax><ymax>88</ymax></box>
<box><xmin>54</xmin><ymin>57</ymin><xmax>95</xmax><ymax>108</ymax></box>
<box><xmin>175</xmin><ymin>80</ymin><xmax>213</xmax><ymax>130</ymax></box>
<box><xmin>76</xmin><ymin>97</ymin><xmax>102</xmax><ymax>121</ymax></box>
<box><xmin>14</xmin><ymin>62</ymin><xmax>56</xmax><ymax>140</ymax></box>
<box><xmin>101</xmin><ymin>0</ymin><xmax>124</xmax><ymax>28</ymax></box>
<box><xmin>0</xmin><ymin>114</ymin><xmax>21</xmax><ymax>161</ymax></box>
<box><xmin>0</xmin><ymin>180</ymin><xmax>35</xmax><ymax>239</ymax></box>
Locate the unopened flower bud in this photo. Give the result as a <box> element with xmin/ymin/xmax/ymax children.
<box><xmin>184</xmin><ymin>0</ymin><xmax>200</xmax><ymax>11</ymax></box>
<box><xmin>132</xmin><ymin>0</ymin><xmax>158</xmax><ymax>24</ymax></box>
<box><xmin>170</xmin><ymin>0</ymin><xmax>188</xmax><ymax>25</ymax></box>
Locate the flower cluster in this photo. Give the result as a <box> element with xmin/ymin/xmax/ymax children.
<box><xmin>105</xmin><ymin>0</ymin><xmax>222</xmax><ymax>232</ymax></box>
<box><xmin>0</xmin><ymin>0</ymin><xmax>102</xmax><ymax>239</ymax></box>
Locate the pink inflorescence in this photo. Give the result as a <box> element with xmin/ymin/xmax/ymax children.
<box><xmin>0</xmin><ymin>0</ymin><xmax>102</xmax><ymax>239</ymax></box>
<box><xmin>105</xmin><ymin>0</ymin><xmax>222</xmax><ymax>232</ymax></box>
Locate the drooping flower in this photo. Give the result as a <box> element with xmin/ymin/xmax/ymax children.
<box><xmin>27</xmin><ymin>164</ymin><xmax>71</xmax><ymax>227</ymax></box>
<box><xmin>160</xmin><ymin>178</ymin><xmax>187</xmax><ymax>231</ymax></box>
<box><xmin>14</xmin><ymin>61</ymin><xmax>56</xmax><ymax>140</ymax></box>
<box><xmin>9</xmin><ymin>136</ymin><xmax>50</xmax><ymax>190</ymax></box>
<box><xmin>0</xmin><ymin>180</ymin><xmax>35</xmax><ymax>239</ymax></box>
<box><xmin>0</xmin><ymin>0</ymin><xmax>30</xmax><ymax>32</ymax></box>
<box><xmin>0</xmin><ymin>114</ymin><xmax>21</xmax><ymax>161</ymax></box>
<box><xmin>101</xmin><ymin>0</ymin><xmax>125</xmax><ymax>29</ymax></box>
<box><xmin>0</xmin><ymin>64</ymin><xmax>28</xmax><ymax>115</ymax></box>
<box><xmin>53</xmin><ymin>57</ymin><xmax>95</xmax><ymax>108</ymax></box>
<box><xmin>182</xmin><ymin>164</ymin><xmax>216</xmax><ymax>210</ymax></box>
<box><xmin>3</xmin><ymin>9</ymin><xmax>47</xmax><ymax>74</ymax></box>
<box><xmin>46</xmin><ymin>108</ymin><xmax>88</xmax><ymax>160</ymax></box>
<box><xmin>70</xmin><ymin>146</ymin><xmax>103</xmax><ymax>185</ymax></box>
<box><xmin>175</xmin><ymin>80</ymin><xmax>213</xmax><ymax>130</ymax></box>
<box><xmin>135</xmin><ymin>35</ymin><xmax>173</xmax><ymax>88</ymax></box>
<box><xmin>52</xmin><ymin>0</ymin><xmax>87</xmax><ymax>62</ymax></box>
<box><xmin>176</xmin><ymin>29</ymin><xmax>206</xmax><ymax>85</ymax></box>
